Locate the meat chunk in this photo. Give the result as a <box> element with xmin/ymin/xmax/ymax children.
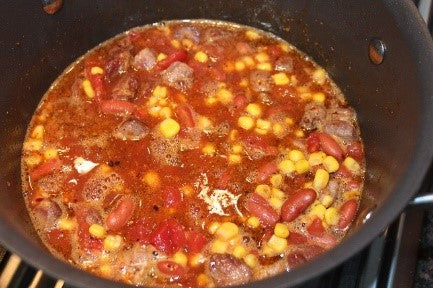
<box><xmin>34</xmin><ymin>199</ymin><xmax>62</xmax><ymax>228</ymax></box>
<box><xmin>300</xmin><ymin>102</ymin><xmax>326</xmax><ymax>131</ymax></box>
<box><xmin>113</xmin><ymin>119</ymin><xmax>149</xmax><ymax>141</ymax></box>
<box><xmin>209</xmin><ymin>254</ymin><xmax>252</xmax><ymax>286</ymax></box>
<box><xmin>323</xmin><ymin>120</ymin><xmax>356</xmax><ymax>142</ymax></box>
<box><xmin>111</xmin><ymin>74</ymin><xmax>138</xmax><ymax>100</ymax></box>
<box><xmin>250</xmin><ymin>70</ymin><xmax>272</xmax><ymax>92</ymax></box>
<box><xmin>106</xmin><ymin>50</ymin><xmax>131</xmax><ymax>78</ymax></box>
<box><xmin>275</xmin><ymin>56</ymin><xmax>293</xmax><ymax>72</ymax></box>
<box><xmin>174</xmin><ymin>26</ymin><xmax>200</xmax><ymax>43</ymax></box>
<box><xmin>161</xmin><ymin>61</ymin><xmax>194</xmax><ymax>91</ymax></box>
<box><xmin>132</xmin><ymin>48</ymin><xmax>156</xmax><ymax>71</ymax></box>
<box><xmin>203</xmin><ymin>28</ymin><xmax>233</xmax><ymax>43</ymax></box>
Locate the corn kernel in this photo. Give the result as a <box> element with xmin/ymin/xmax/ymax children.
<box><xmin>157</xmin><ymin>53</ymin><xmax>167</xmax><ymax>61</ymax></box>
<box><xmin>272</xmin><ymin>123</ymin><xmax>285</xmax><ymax>137</ymax></box>
<box><xmin>202</xmin><ymin>143</ymin><xmax>216</xmax><ymax>156</ymax></box>
<box><xmin>159</xmin><ymin>118</ymin><xmax>180</xmax><ymax>138</ymax></box>
<box><xmin>285</xmin><ymin>117</ymin><xmax>294</xmax><ymax>125</ymax></box>
<box><xmin>90</xmin><ymin>66</ymin><xmax>104</xmax><ymax>75</ymax></box>
<box><xmin>271</xmin><ymin>187</ymin><xmax>285</xmax><ymax>200</ymax></box>
<box><xmin>208</xmin><ymin>222</ymin><xmax>221</xmax><ymax>234</ymax></box>
<box><xmin>217</xmin><ymin>88</ymin><xmax>233</xmax><ymax>104</ymax></box>
<box><xmin>159</xmin><ymin>107</ymin><xmax>172</xmax><ymax>119</ymax></box>
<box><xmin>313</xmin><ymin>168</ymin><xmax>330</xmax><ymax>190</ymax></box>
<box><xmin>312</xmin><ymin>68</ymin><xmax>326</xmax><ymax>85</ymax></box>
<box><xmin>58</xmin><ymin>218</ymin><xmax>76</xmax><ymax>230</ymax></box>
<box><xmin>216</xmin><ymin>222</ymin><xmax>239</xmax><ymax>240</ymax></box>
<box><xmin>255</xmin><ymin>184</ymin><xmax>271</xmax><ymax>198</ymax></box>
<box><xmin>244</xmin><ymin>254</ymin><xmax>259</xmax><ymax>268</ymax></box>
<box><xmin>194</xmin><ymin>51</ymin><xmax>209</xmax><ymax>63</ymax></box>
<box><xmin>103</xmin><ymin>235</ymin><xmax>123</xmax><ymax>252</ymax></box>
<box><xmin>270</xmin><ymin>174</ymin><xmax>283</xmax><ymax>188</ymax></box>
<box><xmin>310</xmin><ymin>204</ymin><xmax>326</xmax><ymax>220</ymax></box>
<box><xmin>189</xmin><ymin>253</ymin><xmax>206</xmax><ymax>267</ymax></box>
<box><xmin>81</xmin><ymin>79</ymin><xmax>95</xmax><ymax>99</ymax></box>
<box><xmin>247</xmin><ymin>216</ymin><xmax>260</xmax><ymax>228</ymax></box>
<box><xmin>43</xmin><ymin>148</ymin><xmax>58</xmax><ymax>160</ymax></box>
<box><xmin>269</xmin><ymin>197</ymin><xmax>284</xmax><ymax>210</ymax></box>
<box><xmin>242</xmin><ymin>56</ymin><xmax>255</xmax><ymax>67</ymax></box>
<box><xmin>142</xmin><ymin>170</ymin><xmax>161</xmax><ymax>188</ymax></box>
<box><xmin>294</xmin><ymin>129</ymin><xmax>305</xmax><ymax>138</ymax></box>
<box><xmin>272</xmin><ymin>72</ymin><xmax>290</xmax><ymax>85</ymax></box>
<box><xmin>171</xmin><ymin>39</ymin><xmax>181</xmax><ymax>48</ymax></box>
<box><xmin>280</xmin><ymin>43</ymin><xmax>290</xmax><ymax>52</ymax></box>
<box><xmin>267</xmin><ymin>235</ymin><xmax>288</xmax><ymax>253</ymax></box>
<box><xmin>229</xmin><ymin>234</ymin><xmax>242</xmax><ymax>246</ymax></box>
<box><xmin>288</xmin><ymin>150</ymin><xmax>304</xmax><ymax>162</ymax></box>
<box><xmin>343</xmin><ymin>191</ymin><xmax>361</xmax><ymax>200</ymax></box>
<box><xmin>255</xmin><ymin>127</ymin><xmax>268</xmax><ymax>135</ymax></box>
<box><xmin>205</xmin><ymin>96</ymin><xmax>218</xmax><ymax>106</ymax></box>
<box><xmin>256</xmin><ymin>119</ymin><xmax>271</xmax><ymax>131</ymax></box>
<box><xmin>89</xmin><ymin>224</ymin><xmax>106</xmax><ymax>238</ymax></box>
<box><xmin>99</xmin><ymin>264</ymin><xmax>112</xmax><ymax>276</ymax></box>
<box><xmin>197</xmin><ymin>273</ymin><xmax>211</xmax><ymax>286</ymax></box>
<box><xmin>238</xmin><ymin>116</ymin><xmax>255</xmax><ymax>130</ymax></box>
<box><xmin>24</xmin><ymin>139</ymin><xmax>43</xmax><ymax>151</ymax></box>
<box><xmin>31</xmin><ymin>125</ymin><xmax>44</xmax><ymax>139</ymax></box>
<box><xmin>235</xmin><ymin>61</ymin><xmax>246</xmax><ymax>71</ymax></box>
<box><xmin>295</xmin><ymin>159</ymin><xmax>310</xmax><ymax>174</ymax></box>
<box><xmin>343</xmin><ymin>157</ymin><xmax>361</xmax><ymax>173</ymax></box>
<box><xmin>313</xmin><ymin>92</ymin><xmax>326</xmax><ymax>103</ymax></box>
<box><xmin>274</xmin><ymin>223</ymin><xmax>290</xmax><ymax>238</ymax></box>
<box><xmin>262</xmin><ymin>244</ymin><xmax>275</xmax><ymax>257</ymax></box>
<box><xmin>210</xmin><ymin>239</ymin><xmax>229</xmax><ymax>254</ymax></box>
<box><xmin>197</xmin><ymin>116</ymin><xmax>212</xmax><ymax>132</ymax></box>
<box><xmin>182</xmin><ymin>38</ymin><xmax>194</xmax><ymax>49</ymax></box>
<box><xmin>245</xmin><ymin>103</ymin><xmax>262</xmax><ymax>117</ymax></box>
<box><xmin>323</xmin><ymin>156</ymin><xmax>340</xmax><ymax>173</ymax></box>
<box><xmin>245</xmin><ymin>30</ymin><xmax>261</xmax><ymax>40</ymax></box>
<box><xmin>229</xmin><ymin>129</ymin><xmax>239</xmax><ymax>142</ymax></box>
<box><xmin>239</xmin><ymin>78</ymin><xmax>249</xmax><ymax>87</ymax></box>
<box><xmin>153</xmin><ymin>85</ymin><xmax>168</xmax><ymax>98</ymax></box>
<box><xmin>230</xmin><ymin>144</ymin><xmax>242</xmax><ymax>154</ymax></box>
<box><xmin>321</xmin><ymin>195</ymin><xmax>334</xmax><ymax>208</ymax></box>
<box><xmin>304</xmin><ymin>181</ymin><xmax>314</xmax><ymax>189</ymax></box>
<box><xmin>255</xmin><ymin>52</ymin><xmax>270</xmax><ymax>63</ymax></box>
<box><xmin>278</xmin><ymin>159</ymin><xmax>295</xmax><ymax>174</ymax></box>
<box><xmin>257</xmin><ymin>62</ymin><xmax>272</xmax><ymax>71</ymax></box>
<box><xmin>173</xmin><ymin>251</ymin><xmax>188</xmax><ymax>266</ymax></box>
<box><xmin>228</xmin><ymin>154</ymin><xmax>242</xmax><ymax>165</ymax></box>
<box><xmin>24</xmin><ymin>154</ymin><xmax>42</xmax><ymax>166</ymax></box>
<box><xmin>325</xmin><ymin>207</ymin><xmax>340</xmax><ymax>226</ymax></box>
<box><xmin>308</xmin><ymin>151</ymin><xmax>326</xmax><ymax>166</ymax></box>
<box><xmin>233</xmin><ymin>245</ymin><xmax>248</xmax><ymax>259</ymax></box>
<box><xmin>180</xmin><ymin>185</ymin><xmax>195</xmax><ymax>197</ymax></box>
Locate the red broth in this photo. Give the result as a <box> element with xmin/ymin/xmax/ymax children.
<box><xmin>21</xmin><ymin>20</ymin><xmax>364</xmax><ymax>287</ymax></box>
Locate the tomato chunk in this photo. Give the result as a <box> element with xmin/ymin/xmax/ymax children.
<box><xmin>30</xmin><ymin>159</ymin><xmax>62</xmax><ymax>182</ymax></box>
<box><xmin>150</xmin><ymin>219</ymin><xmax>186</xmax><ymax>254</ymax></box>
<box><xmin>157</xmin><ymin>50</ymin><xmax>188</xmax><ymax>70</ymax></box>
<box><xmin>163</xmin><ymin>186</ymin><xmax>182</xmax><ymax>208</ymax></box>
<box><xmin>186</xmin><ymin>231</ymin><xmax>207</xmax><ymax>253</ymax></box>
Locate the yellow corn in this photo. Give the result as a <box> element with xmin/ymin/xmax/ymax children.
<box><xmin>257</xmin><ymin>62</ymin><xmax>272</xmax><ymax>71</ymax></box>
<box><xmin>272</xmin><ymin>123</ymin><xmax>285</xmax><ymax>137</ymax></box>
<box><xmin>157</xmin><ymin>53</ymin><xmax>167</xmax><ymax>61</ymax></box>
<box><xmin>208</xmin><ymin>221</ymin><xmax>221</xmax><ymax>234</ymax></box>
<box><xmin>312</xmin><ymin>68</ymin><xmax>326</xmax><ymax>85</ymax></box>
<box><xmin>205</xmin><ymin>96</ymin><xmax>218</xmax><ymax>106</ymax></box>
<box><xmin>313</xmin><ymin>92</ymin><xmax>326</xmax><ymax>103</ymax></box>
<box><xmin>180</xmin><ymin>185</ymin><xmax>195</xmax><ymax>197</ymax></box>
<box><xmin>231</xmin><ymin>144</ymin><xmax>243</xmax><ymax>154</ymax></box>
<box><xmin>90</xmin><ymin>66</ymin><xmax>104</xmax><ymax>75</ymax></box>
<box><xmin>255</xmin><ymin>52</ymin><xmax>270</xmax><ymax>63</ymax></box>
<box><xmin>43</xmin><ymin>148</ymin><xmax>58</xmax><ymax>160</ymax></box>
<box><xmin>159</xmin><ymin>107</ymin><xmax>172</xmax><ymax>118</ymax></box>
<box><xmin>323</xmin><ymin>156</ymin><xmax>340</xmax><ymax>173</ymax></box>
<box><xmin>271</xmin><ymin>187</ymin><xmax>285</xmax><ymax>200</ymax></box>
<box><xmin>89</xmin><ymin>224</ymin><xmax>106</xmax><ymax>239</ymax></box>
<box><xmin>142</xmin><ymin>170</ymin><xmax>161</xmax><ymax>188</ymax></box>
<box><xmin>24</xmin><ymin>154</ymin><xmax>42</xmax><ymax>166</ymax></box>
<box><xmin>99</xmin><ymin>264</ymin><xmax>112</xmax><ymax>276</ymax></box>
<box><xmin>173</xmin><ymin>251</ymin><xmax>188</xmax><ymax>266</ymax></box>
<box><xmin>255</xmin><ymin>127</ymin><xmax>268</xmax><ymax>135</ymax></box>
<box><xmin>235</xmin><ymin>61</ymin><xmax>246</xmax><ymax>71</ymax></box>
<box><xmin>294</xmin><ymin>129</ymin><xmax>305</xmax><ymax>138</ymax></box>
<box><xmin>244</xmin><ymin>254</ymin><xmax>259</xmax><ymax>268</ymax></box>
<box><xmin>343</xmin><ymin>191</ymin><xmax>361</xmax><ymax>200</ymax></box>
<box><xmin>343</xmin><ymin>157</ymin><xmax>361</xmax><ymax>173</ymax></box>
<box><xmin>238</xmin><ymin>116</ymin><xmax>255</xmax><ymax>130</ymax></box>
<box><xmin>202</xmin><ymin>143</ymin><xmax>216</xmax><ymax>156</ymax></box>
<box><xmin>288</xmin><ymin>150</ymin><xmax>304</xmax><ymax>162</ymax></box>
<box><xmin>239</xmin><ymin>78</ymin><xmax>249</xmax><ymax>87</ymax></box>
<box><xmin>313</xmin><ymin>169</ymin><xmax>329</xmax><ymax>190</ymax></box>
<box><xmin>256</xmin><ymin>119</ymin><xmax>271</xmax><ymax>131</ymax></box>
<box><xmin>23</xmin><ymin>139</ymin><xmax>43</xmax><ymax>151</ymax></box>
<box><xmin>310</xmin><ymin>204</ymin><xmax>326</xmax><ymax>220</ymax></box>
<box><xmin>171</xmin><ymin>39</ymin><xmax>181</xmax><ymax>48</ymax></box>
<box><xmin>245</xmin><ymin>30</ymin><xmax>261</xmax><ymax>40</ymax></box>
<box><xmin>295</xmin><ymin>159</ymin><xmax>310</xmax><ymax>174</ymax></box>
<box><xmin>242</xmin><ymin>56</ymin><xmax>255</xmax><ymax>67</ymax></box>
<box><xmin>210</xmin><ymin>239</ymin><xmax>229</xmax><ymax>254</ymax></box>
<box><xmin>308</xmin><ymin>151</ymin><xmax>326</xmax><ymax>166</ymax></box>
<box><xmin>229</xmin><ymin>234</ymin><xmax>242</xmax><ymax>246</ymax></box>
<box><xmin>247</xmin><ymin>216</ymin><xmax>260</xmax><ymax>228</ymax></box>
<box><xmin>325</xmin><ymin>207</ymin><xmax>340</xmax><ymax>226</ymax></box>
<box><xmin>274</xmin><ymin>223</ymin><xmax>289</xmax><ymax>238</ymax></box>
<box><xmin>233</xmin><ymin>245</ymin><xmax>248</xmax><ymax>259</ymax></box>
<box><xmin>280</xmin><ymin>43</ymin><xmax>290</xmax><ymax>52</ymax></box>
<box><xmin>217</xmin><ymin>88</ymin><xmax>233</xmax><ymax>104</ymax></box>
<box><xmin>229</xmin><ymin>129</ymin><xmax>239</xmax><ymax>142</ymax></box>
<box><xmin>304</xmin><ymin>181</ymin><xmax>314</xmax><ymax>189</ymax></box>
<box><xmin>278</xmin><ymin>159</ymin><xmax>296</xmax><ymax>174</ymax></box>
<box><xmin>103</xmin><ymin>235</ymin><xmax>123</xmax><ymax>252</ymax></box>
<box><xmin>269</xmin><ymin>197</ymin><xmax>283</xmax><ymax>210</ymax></box>
<box><xmin>58</xmin><ymin>218</ymin><xmax>76</xmax><ymax>230</ymax></box>
<box><xmin>270</xmin><ymin>174</ymin><xmax>283</xmax><ymax>188</ymax></box>
<box><xmin>81</xmin><ymin>79</ymin><xmax>95</xmax><ymax>99</ymax></box>
<box><xmin>159</xmin><ymin>118</ymin><xmax>180</xmax><ymax>138</ymax></box>
<box><xmin>267</xmin><ymin>235</ymin><xmax>288</xmax><ymax>254</ymax></box>
<box><xmin>321</xmin><ymin>195</ymin><xmax>334</xmax><ymax>208</ymax></box>
<box><xmin>194</xmin><ymin>51</ymin><xmax>208</xmax><ymax>63</ymax></box>
<box><xmin>245</xmin><ymin>103</ymin><xmax>262</xmax><ymax>117</ymax></box>
<box><xmin>228</xmin><ymin>154</ymin><xmax>242</xmax><ymax>165</ymax></box>
<box><xmin>153</xmin><ymin>85</ymin><xmax>168</xmax><ymax>98</ymax></box>
<box><xmin>272</xmin><ymin>72</ymin><xmax>290</xmax><ymax>85</ymax></box>
<box><xmin>216</xmin><ymin>222</ymin><xmax>239</xmax><ymax>240</ymax></box>
<box><xmin>31</xmin><ymin>125</ymin><xmax>44</xmax><ymax>139</ymax></box>
<box><xmin>189</xmin><ymin>253</ymin><xmax>206</xmax><ymax>267</ymax></box>
<box><xmin>197</xmin><ymin>273</ymin><xmax>211</xmax><ymax>286</ymax></box>
<box><xmin>285</xmin><ymin>117</ymin><xmax>294</xmax><ymax>125</ymax></box>
<box><xmin>255</xmin><ymin>184</ymin><xmax>271</xmax><ymax>198</ymax></box>
<box><xmin>198</xmin><ymin>116</ymin><xmax>213</xmax><ymax>131</ymax></box>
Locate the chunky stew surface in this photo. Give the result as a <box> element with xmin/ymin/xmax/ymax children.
<box><xmin>21</xmin><ymin>20</ymin><xmax>365</xmax><ymax>287</ymax></box>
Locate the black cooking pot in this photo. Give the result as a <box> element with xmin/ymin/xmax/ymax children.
<box><xmin>1</xmin><ymin>0</ymin><xmax>433</xmax><ymax>287</ymax></box>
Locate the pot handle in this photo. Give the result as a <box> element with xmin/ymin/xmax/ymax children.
<box><xmin>409</xmin><ymin>193</ymin><xmax>433</xmax><ymax>207</ymax></box>
<box><xmin>418</xmin><ymin>0</ymin><xmax>432</xmax><ymax>24</ymax></box>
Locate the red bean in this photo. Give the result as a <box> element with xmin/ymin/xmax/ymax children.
<box><xmin>255</xmin><ymin>162</ymin><xmax>278</xmax><ymax>183</ymax></box>
<box><xmin>307</xmin><ymin>217</ymin><xmax>325</xmax><ymax>237</ymax></box>
<box><xmin>99</xmin><ymin>100</ymin><xmax>137</xmax><ymax>116</ymax></box>
<box><xmin>281</xmin><ymin>189</ymin><xmax>317</xmax><ymax>222</ymax></box>
<box><xmin>338</xmin><ymin>199</ymin><xmax>358</xmax><ymax>229</ymax></box>
<box><xmin>347</xmin><ymin>142</ymin><xmax>364</xmax><ymax>161</ymax></box>
<box><xmin>244</xmin><ymin>193</ymin><xmax>279</xmax><ymax>227</ymax></box>
<box><xmin>106</xmin><ymin>197</ymin><xmax>135</xmax><ymax>231</ymax></box>
<box><xmin>317</xmin><ymin>132</ymin><xmax>344</xmax><ymax>161</ymax></box>
<box><xmin>30</xmin><ymin>158</ymin><xmax>62</xmax><ymax>182</ymax></box>
<box><xmin>156</xmin><ymin>50</ymin><xmax>188</xmax><ymax>70</ymax></box>
<box><xmin>175</xmin><ymin>104</ymin><xmax>195</xmax><ymax>127</ymax></box>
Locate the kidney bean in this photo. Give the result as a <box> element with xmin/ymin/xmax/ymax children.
<box><xmin>309</xmin><ymin>233</ymin><xmax>338</xmax><ymax>249</ymax></box>
<box><xmin>281</xmin><ymin>189</ymin><xmax>316</xmax><ymax>222</ymax></box>
<box><xmin>287</xmin><ymin>232</ymin><xmax>307</xmax><ymax>245</ymax></box>
<box><xmin>287</xmin><ymin>245</ymin><xmax>324</xmax><ymax>268</ymax></box>
<box><xmin>338</xmin><ymin>199</ymin><xmax>358</xmax><ymax>229</ymax></box>
<box><xmin>244</xmin><ymin>193</ymin><xmax>279</xmax><ymax>227</ymax></box>
<box><xmin>30</xmin><ymin>158</ymin><xmax>62</xmax><ymax>182</ymax></box>
<box><xmin>106</xmin><ymin>197</ymin><xmax>135</xmax><ymax>231</ymax></box>
<box><xmin>335</xmin><ymin>165</ymin><xmax>352</xmax><ymax>178</ymax></box>
<box><xmin>317</xmin><ymin>133</ymin><xmax>344</xmax><ymax>161</ymax></box>
<box><xmin>156</xmin><ymin>50</ymin><xmax>188</xmax><ymax>70</ymax></box>
<box><xmin>99</xmin><ymin>100</ymin><xmax>137</xmax><ymax>116</ymax></box>
<box><xmin>347</xmin><ymin>142</ymin><xmax>364</xmax><ymax>161</ymax></box>
<box><xmin>175</xmin><ymin>104</ymin><xmax>195</xmax><ymax>128</ymax></box>
<box><xmin>255</xmin><ymin>162</ymin><xmax>278</xmax><ymax>183</ymax></box>
<box><xmin>307</xmin><ymin>217</ymin><xmax>325</xmax><ymax>237</ymax></box>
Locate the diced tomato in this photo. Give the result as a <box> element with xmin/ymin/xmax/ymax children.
<box><xmin>150</xmin><ymin>219</ymin><xmax>186</xmax><ymax>254</ymax></box>
<box><xmin>287</xmin><ymin>232</ymin><xmax>307</xmax><ymax>245</ymax></box>
<box><xmin>46</xmin><ymin>229</ymin><xmax>71</xmax><ymax>257</ymax></box>
<box><xmin>30</xmin><ymin>158</ymin><xmax>62</xmax><ymax>182</ymax></box>
<box><xmin>125</xmin><ymin>218</ymin><xmax>153</xmax><ymax>244</ymax></box>
<box><xmin>156</xmin><ymin>50</ymin><xmax>188</xmax><ymax>70</ymax></box>
<box><xmin>163</xmin><ymin>186</ymin><xmax>182</xmax><ymax>208</ymax></box>
<box><xmin>175</xmin><ymin>104</ymin><xmax>195</xmax><ymax>128</ymax></box>
<box><xmin>132</xmin><ymin>107</ymin><xmax>148</xmax><ymax>122</ymax></box>
<box><xmin>185</xmin><ymin>231</ymin><xmax>207</xmax><ymax>253</ymax></box>
<box><xmin>233</xmin><ymin>93</ymin><xmax>248</xmax><ymax>111</ymax></box>
<box><xmin>306</xmin><ymin>132</ymin><xmax>320</xmax><ymax>153</ymax></box>
<box><xmin>157</xmin><ymin>260</ymin><xmax>187</xmax><ymax>276</ymax></box>
<box><xmin>99</xmin><ymin>99</ymin><xmax>137</xmax><ymax>116</ymax></box>
<box><xmin>307</xmin><ymin>217</ymin><xmax>325</xmax><ymax>237</ymax></box>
